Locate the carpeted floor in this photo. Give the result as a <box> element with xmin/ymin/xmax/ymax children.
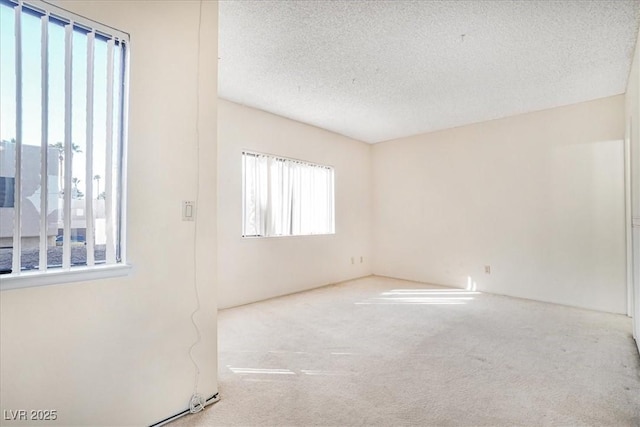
<box><xmin>171</xmin><ymin>276</ymin><xmax>640</xmax><ymax>426</ymax></box>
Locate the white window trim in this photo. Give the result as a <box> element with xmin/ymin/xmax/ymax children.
<box><xmin>0</xmin><ymin>263</ymin><xmax>132</xmax><ymax>291</ymax></box>
<box><xmin>242</xmin><ymin>150</ymin><xmax>336</xmax><ymax>238</ymax></box>
<box><xmin>25</xmin><ymin>0</ymin><xmax>129</xmax><ymax>41</ymax></box>
<box><xmin>1</xmin><ymin>0</ymin><xmax>131</xmax><ymax>289</ymax></box>
<box><xmin>241</xmin><ymin>232</ymin><xmax>338</xmax><ymax>240</ymax></box>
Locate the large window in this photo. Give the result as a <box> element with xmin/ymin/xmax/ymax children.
<box><xmin>242</xmin><ymin>151</ymin><xmax>335</xmax><ymax>237</ymax></box>
<box><xmin>0</xmin><ymin>0</ymin><xmax>129</xmax><ymax>287</ymax></box>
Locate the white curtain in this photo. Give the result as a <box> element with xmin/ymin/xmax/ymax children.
<box><xmin>243</xmin><ymin>152</ymin><xmax>334</xmax><ymax>237</ymax></box>
<box><xmin>242</xmin><ymin>153</ymin><xmax>267</xmax><ymax>236</ymax></box>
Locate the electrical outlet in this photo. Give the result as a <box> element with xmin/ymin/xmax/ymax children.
<box><xmin>485</xmin><ymin>265</ymin><xmax>491</xmax><ymax>274</ymax></box>
<box><xmin>350</xmin><ymin>257</ymin><xmax>355</xmax><ymax>265</ymax></box>
<box><xmin>183</xmin><ymin>201</ymin><xmax>196</xmax><ymax>221</ymax></box>
<box><xmin>360</xmin><ymin>256</ymin><xmax>363</xmax><ymax>263</ymax></box>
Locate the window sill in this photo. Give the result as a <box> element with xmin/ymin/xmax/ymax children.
<box><xmin>0</xmin><ymin>264</ymin><xmax>133</xmax><ymax>291</ymax></box>
<box><xmin>242</xmin><ymin>232</ymin><xmax>336</xmax><ymax>240</ymax></box>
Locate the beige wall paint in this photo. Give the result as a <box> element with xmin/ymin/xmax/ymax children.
<box><xmin>217</xmin><ymin>99</ymin><xmax>372</xmax><ymax>309</ymax></box>
<box><xmin>372</xmin><ymin>95</ymin><xmax>627</xmax><ymax>314</ymax></box>
<box><xmin>0</xmin><ymin>2</ymin><xmax>218</xmax><ymax>425</ymax></box>
<box><xmin>625</xmin><ymin>29</ymin><xmax>639</xmax><ymax>347</ymax></box>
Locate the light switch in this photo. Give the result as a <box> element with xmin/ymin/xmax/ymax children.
<box><xmin>183</xmin><ymin>201</ymin><xmax>195</xmax><ymax>221</ymax></box>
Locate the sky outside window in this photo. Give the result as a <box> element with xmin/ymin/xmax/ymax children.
<box><xmin>0</xmin><ymin>1</ymin><xmax>111</xmax><ymax>198</ymax></box>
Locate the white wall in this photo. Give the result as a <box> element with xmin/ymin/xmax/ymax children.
<box><xmin>373</xmin><ymin>95</ymin><xmax>627</xmax><ymax>314</ymax></box>
<box><xmin>0</xmin><ymin>2</ymin><xmax>218</xmax><ymax>425</ymax></box>
<box><xmin>625</xmin><ymin>30</ymin><xmax>640</xmax><ymax>349</ymax></box>
<box><xmin>218</xmin><ymin>99</ymin><xmax>371</xmax><ymax>309</ymax></box>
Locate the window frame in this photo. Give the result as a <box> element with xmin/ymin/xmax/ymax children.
<box><xmin>0</xmin><ymin>0</ymin><xmax>131</xmax><ymax>290</ymax></box>
<box><xmin>241</xmin><ymin>150</ymin><xmax>336</xmax><ymax>239</ymax></box>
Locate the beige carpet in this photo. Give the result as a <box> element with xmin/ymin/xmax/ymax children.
<box><xmin>172</xmin><ymin>276</ymin><xmax>640</xmax><ymax>426</ymax></box>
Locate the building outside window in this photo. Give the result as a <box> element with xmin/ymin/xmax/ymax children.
<box><xmin>0</xmin><ymin>0</ymin><xmax>129</xmax><ymax>288</ymax></box>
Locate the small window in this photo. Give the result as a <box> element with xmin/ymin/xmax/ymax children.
<box><xmin>242</xmin><ymin>151</ymin><xmax>335</xmax><ymax>237</ymax></box>
<box><xmin>0</xmin><ymin>0</ymin><xmax>129</xmax><ymax>284</ymax></box>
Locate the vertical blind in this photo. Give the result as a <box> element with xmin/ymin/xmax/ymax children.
<box><xmin>242</xmin><ymin>152</ymin><xmax>335</xmax><ymax>237</ymax></box>
<box><xmin>0</xmin><ymin>0</ymin><xmax>128</xmax><ymax>274</ymax></box>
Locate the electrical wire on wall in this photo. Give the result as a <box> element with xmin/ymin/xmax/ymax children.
<box><xmin>188</xmin><ymin>0</ymin><xmax>206</xmax><ymax>415</ymax></box>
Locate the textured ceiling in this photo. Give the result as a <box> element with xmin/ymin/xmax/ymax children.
<box><xmin>218</xmin><ymin>0</ymin><xmax>640</xmax><ymax>143</ymax></box>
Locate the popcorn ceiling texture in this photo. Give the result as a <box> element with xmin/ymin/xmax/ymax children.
<box><xmin>219</xmin><ymin>0</ymin><xmax>640</xmax><ymax>143</ymax></box>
